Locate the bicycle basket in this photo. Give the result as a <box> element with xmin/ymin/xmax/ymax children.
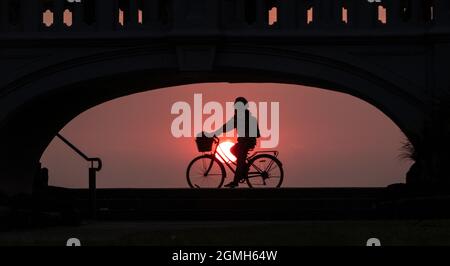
<box><xmin>196</xmin><ymin>136</ymin><xmax>214</xmax><ymax>152</ymax></box>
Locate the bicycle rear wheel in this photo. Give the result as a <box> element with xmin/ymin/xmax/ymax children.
<box><xmin>246</xmin><ymin>154</ymin><xmax>284</xmax><ymax>188</ymax></box>
<box><xmin>186</xmin><ymin>155</ymin><xmax>226</xmax><ymax>188</ymax></box>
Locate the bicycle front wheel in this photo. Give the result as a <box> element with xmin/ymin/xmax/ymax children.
<box><xmin>186</xmin><ymin>155</ymin><xmax>226</xmax><ymax>188</ymax></box>
<box><xmin>246</xmin><ymin>154</ymin><xmax>284</xmax><ymax>188</ymax></box>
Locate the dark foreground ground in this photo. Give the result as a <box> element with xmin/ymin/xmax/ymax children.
<box><xmin>2</xmin><ymin>219</ymin><xmax>450</xmax><ymax>246</ymax></box>
<box><xmin>3</xmin><ymin>186</ymin><xmax>450</xmax><ymax>246</ymax></box>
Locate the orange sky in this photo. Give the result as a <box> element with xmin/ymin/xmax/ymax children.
<box><xmin>40</xmin><ymin>83</ymin><xmax>411</xmax><ymax>188</ymax></box>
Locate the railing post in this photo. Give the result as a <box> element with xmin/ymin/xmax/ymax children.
<box><xmin>296</xmin><ymin>0</ymin><xmax>309</xmax><ymax>28</ymax></box>
<box><xmin>21</xmin><ymin>0</ymin><xmax>39</xmax><ymax>32</ymax></box>
<box><xmin>313</xmin><ymin>0</ymin><xmax>338</xmax><ymax>27</ymax></box>
<box><xmin>434</xmin><ymin>0</ymin><xmax>450</xmax><ymax>26</ymax></box>
<box><xmin>205</xmin><ymin>0</ymin><xmax>220</xmax><ymax>29</ymax></box>
<box><xmin>386</xmin><ymin>0</ymin><xmax>428</xmax><ymax>28</ymax></box>
<box><xmin>0</xmin><ymin>0</ymin><xmax>9</xmax><ymax>31</ymax></box>
<box><xmin>278</xmin><ymin>0</ymin><xmax>297</xmax><ymax>29</ymax></box>
<box><xmin>334</xmin><ymin>0</ymin><xmax>346</xmax><ymax>26</ymax></box>
<box><xmin>88</xmin><ymin>166</ymin><xmax>97</xmax><ymax>220</ymax></box>
<box><xmin>172</xmin><ymin>0</ymin><xmax>185</xmax><ymax>28</ymax></box>
<box><xmin>254</xmin><ymin>0</ymin><xmax>266</xmax><ymax>28</ymax></box>
<box><xmin>219</xmin><ymin>0</ymin><xmax>243</xmax><ymax>29</ymax></box>
<box><xmin>385</xmin><ymin>0</ymin><xmax>403</xmax><ymax>27</ymax></box>
<box><xmin>3</xmin><ymin>0</ymin><xmax>23</xmax><ymax>31</ymax></box>
<box><xmin>72</xmin><ymin>1</ymin><xmax>85</xmax><ymax>30</ymax></box>
<box><xmin>409</xmin><ymin>0</ymin><xmax>425</xmax><ymax>26</ymax></box>
<box><xmin>142</xmin><ymin>0</ymin><xmax>159</xmax><ymax>27</ymax></box>
<box><xmin>173</xmin><ymin>0</ymin><xmax>219</xmax><ymax>30</ymax></box>
<box><xmin>128</xmin><ymin>0</ymin><xmax>139</xmax><ymax>28</ymax></box>
<box><xmin>96</xmin><ymin>0</ymin><xmax>117</xmax><ymax>31</ymax></box>
<box><xmin>235</xmin><ymin>0</ymin><xmax>246</xmax><ymax>27</ymax></box>
<box><xmin>348</xmin><ymin>0</ymin><xmax>378</xmax><ymax>28</ymax></box>
<box><xmin>54</xmin><ymin>0</ymin><xmax>65</xmax><ymax>30</ymax></box>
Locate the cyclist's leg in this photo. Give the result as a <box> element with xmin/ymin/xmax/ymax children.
<box><xmin>232</xmin><ymin>142</ymin><xmax>249</xmax><ymax>183</ymax></box>
<box><xmin>224</xmin><ymin>143</ymin><xmax>245</xmax><ymax>187</ymax></box>
<box><xmin>225</xmin><ymin>141</ymin><xmax>251</xmax><ymax>187</ymax></box>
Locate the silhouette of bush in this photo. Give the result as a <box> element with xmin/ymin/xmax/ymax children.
<box><xmin>403</xmin><ymin>95</ymin><xmax>450</xmax><ymax>186</ymax></box>
<box><xmin>400</xmin><ymin>138</ymin><xmax>417</xmax><ymax>162</ymax></box>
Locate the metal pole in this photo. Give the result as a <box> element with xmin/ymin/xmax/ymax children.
<box><xmin>89</xmin><ymin>166</ymin><xmax>97</xmax><ymax>219</ymax></box>
<box><xmin>56</xmin><ymin>134</ymin><xmax>102</xmax><ymax>221</ymax></box>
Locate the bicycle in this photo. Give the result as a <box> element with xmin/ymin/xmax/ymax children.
<box><xmin>186</xmin><ymin>136</ymin><xmax>284</xmax><ymax>188</ymax></box>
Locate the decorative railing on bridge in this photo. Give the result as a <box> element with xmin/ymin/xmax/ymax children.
<box><xmin>0</xmin><ymin>0</ymin><xmax>449</xmax><ymax>36</ymax></box>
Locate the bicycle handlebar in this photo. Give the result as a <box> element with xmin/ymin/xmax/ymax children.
<box><xmin>199</xmin><ymin>132</ymin><xmax>219</xmax><ymax>143</ymax></box>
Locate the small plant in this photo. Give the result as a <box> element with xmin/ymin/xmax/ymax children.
<box><xmin>400</xmin><ymin>138</ymin><xmax>417</xmax><ymax>162</ymax></box>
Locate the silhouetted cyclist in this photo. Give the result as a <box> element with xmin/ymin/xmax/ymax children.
<box><xmin>206</xmin><ymin>97</ymin><xmax>261</xmax><ymax>188</ymax></box>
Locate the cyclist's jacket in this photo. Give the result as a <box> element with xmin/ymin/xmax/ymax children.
<box><xmin>212</xmin><ymin>109</ymin><xmax>261</xmax><ymax>145</ymax></box>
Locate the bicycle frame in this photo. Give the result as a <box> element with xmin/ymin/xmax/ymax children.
<box><xmin>206</xmin><ymin>137</ymin><xmax>280</xmax><ymax>179</ymax></box>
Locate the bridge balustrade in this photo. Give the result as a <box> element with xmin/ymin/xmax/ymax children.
<box><xmin>0</xmin><ymin>0</ymin><xmax>448</xmax><ymax>35</ymax></box>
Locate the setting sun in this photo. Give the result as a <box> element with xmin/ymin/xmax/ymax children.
<box><xmin>216</xmin><ymin>141</ymin><xmax>237</xmax><ymax>163</ymax></box>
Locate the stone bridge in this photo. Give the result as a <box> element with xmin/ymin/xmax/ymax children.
<box><xmin>1</xmin><ymin>0</ymin><xmax>450</xmax><ymax>195</ymax></box>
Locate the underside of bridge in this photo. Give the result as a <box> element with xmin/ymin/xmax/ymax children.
<box><xmin>0</xmin><ymin>45</ymin><xmax>431</xmax><ymax>196</ymax></box>
<box><xmin>1</xmin><ymin>0</ymin><xmax>450</xmax><ymax>198</ymax></box>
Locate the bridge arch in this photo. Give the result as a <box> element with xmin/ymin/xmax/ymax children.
<box><xmin>0</xmin><ymin>45</ymin><xmax>426</xmax><ymax>195</ymax></box>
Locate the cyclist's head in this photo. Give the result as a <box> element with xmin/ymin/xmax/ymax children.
<box><xmin>234</xmin><ymin>97</ymin><xmax>249</xmax><ymax>110</ymax></box>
